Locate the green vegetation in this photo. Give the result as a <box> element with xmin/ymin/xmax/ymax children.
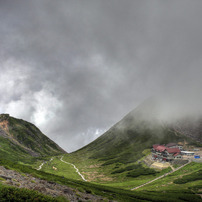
<box><xmin>35</xmin><ymin>153</ymin><xmax>170</xmax><ymax>189</ymax></box>
<box><xmin>59</xmin><ymin>140</ymin><xmax>176</xmax><ymax>186</ymax></box>
<box><xmin>1</xmin><ymin>158</ymin><xmax>201</xmax><ymax>201</ymax></box>
<box><xmin>0</xmin><ymin>185</ymin><xmax>61</xmax><ymax>202</ymax></box>
<box><xmin>0</xmin><ymin>136</ymin><xmax>30</xmax><ymax>162</ymax></box>
<box><xmin>8</xmin><ymin>116</ymin><xmax>65</xmax><ymax>156</ymax></box>
<box><xmin>111</xmin><ymin>164</ymin><xmax>158</xmax><ymax>178</ymax></box>
<box><xmin>39</xmin><ymin>157</ymin><xmax>82</xmax><ymax>180</ymax></box>
<box><xmin>174</xmin><ymin>169</ymin><xmax>202</xmax><ymax>184</ymax></box>
<box><xmin>106</xmin><ymin>167</ymin><xmax>172</xmax><ymax>189</ymax></box>
<box><xmin>0</xmin><ymin>114</ymin><xmax>65</xmax><ymax>163</ymax></box>
<box><xmin>74</xmin><ymin>113</ymin><xmax>194</xmax><ymax>168</ymax></box>
<box><xmin>0</xmin><ymin>136</ymin><xmax>57</xmax><ymax>164</ymax></box>
<box><xmin>111</xmin><ymin>164</ymin><xmax>144</xmax><ymax>174</ymax></box>
<box><xmin>0</xmin><ymin>111</ymin><xmax>201</xmax><ymax>201</ymax></box>
<box><xmin>127</xmin><ymin>166</ymin><xmax>157</xmax><ymax>178</ymax></box>
<box><xmin>136</xmin><ymin>162</ymin><xmax>202</xmax><ymax>194</ymax></box>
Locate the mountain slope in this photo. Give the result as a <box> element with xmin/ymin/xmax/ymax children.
<box><xmin>74</xmin><ymin>98</ymin><xmax>201</xmax><ymax>165</ymax></box>
<box><xmin>173</xmin><ymin>116</ymin><xmax>202</xmax><ymax>143</ymax></box>
<box><xmin>0</xmin><ymin>114</ymin><xmax>66</xmax><ymax>161</ymax></box>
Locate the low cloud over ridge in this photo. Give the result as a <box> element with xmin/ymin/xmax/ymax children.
<box><xmin>1</xmin><ymin>0</ymin><xmax>202</xmax><ymax>151</ymax></box>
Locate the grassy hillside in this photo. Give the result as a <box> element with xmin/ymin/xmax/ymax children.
<box><xmin>33</xmin><ymin>154</ymin><xmax>202</xmax><ymax>201</ymax></box>
<box><xmin>39</xmin><ymin>152</ymin><xmax>167</xmax><ymax>184</ymax></box>
<box><xmin>0</xmin><ymin>136</ymin><xmax>31</xmax><ymax>162</ymax></box>
<box><xmin>80</xmin><ymin>125</ymin><xmax>186</xmax><ymax>165</ymax></box>
<box><xmin>38</xmin><ymin>156</ymin><xmax>82</xmax><ymax>180</ymax></box>
<box><xmin>0</xmin><ymin>114</ymin><xmax>66</xmax><ymax>162</ymax></box>
<box><xmin>74</xmin><ymin>103</ymin><xmax>194</xmax><ymax>166</ymax></box>
<box><xmin>136</xmin><ymin>162</ymin><xmax>202</xmax><ymax>193</ymax></box>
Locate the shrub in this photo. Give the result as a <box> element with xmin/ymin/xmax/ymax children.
<box><xmin>111</xmin><ymin>164</ymin><xmax>142</xmax><ymax>174</ymax></box>
<box><xmin>111</xmin><ymin>164</ymin><xmax>158</xmax><ymax>177</ymax></box>
<box><xmin>174</xmin><ymin>170</ymin><xmax>202</xmax><ymax>184</ymax></box>
<box><xmin>0</xmin><ymin>186</ymin><xmax>57</xmax><ymax>202</ymax></box>
<box><xmin>127</xmin><ymin>167</ymin><xmax>157</xmax><ymax>178</ymax></box>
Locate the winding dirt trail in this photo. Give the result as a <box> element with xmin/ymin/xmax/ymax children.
<box><xmin>37</xmin><ymin>157</ymin><xmax>54</xmax><ymax>171</ymax></box>
<box><xmin>60</xmin><ymin>156</ymin><xmax>87</xmax><ymax>181</ymax></box>
<box><xmin>131</xmin><ymin>160</ymin><xmax>191</xmax><ymax>190</ymax></box>
<box><xmin>37</xmin><ymin>162</ymin><xmax>45</xmax><ymax>171</ymax></box>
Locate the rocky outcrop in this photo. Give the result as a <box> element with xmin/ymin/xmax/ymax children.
<box><xmin>0</xmin><ymin>166</ymin><xmax>106</xmax><ymax>201</ymax></box>
<box><xmin>0</xmin><ymin>114</ymin><xmax>10</xmax><ymax>122</ymax></box>
<box><xmin>0</xmin><ymin>127</ymin><xmax>8</xmax><ymax>138</ymax></box>
<box><xmin>172</xmin><ymin>116</ymin><xmax>202</xmax><ymax>143</ymax></box>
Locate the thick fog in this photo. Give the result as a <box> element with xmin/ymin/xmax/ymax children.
<box><xmin>0</xmin><ymin>0</ymin><xmax>202</xmax><ymax>152</ymax></box>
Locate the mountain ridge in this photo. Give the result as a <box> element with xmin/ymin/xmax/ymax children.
<box><xmin>0</xmin><ymin>104</ymin><xmax>201</xmax><ymax>201</ymax></box>
<box><xmin>74</xmin><ymin>98</ymin><xmax>202</xmax><ymax>165</ymax></box>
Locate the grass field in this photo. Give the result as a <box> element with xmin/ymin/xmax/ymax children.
<box><xmin>35</xmin><ymin>152</ymin><xmax>202</xmax><ymax>197</ymax></box>
<box><xmin>136</xmin><ymin>162</ymin><xmax>202</xmax><ymax>192</ymax></box>
<box><xmin>0</xmin><ymin>156</ymin><xmax>201</xmax><ymax>201</ymax></box>
<box><xmin>38</xmin><ymin>156</ymin><xmax>82</xmax><ymax>180</ymax></box>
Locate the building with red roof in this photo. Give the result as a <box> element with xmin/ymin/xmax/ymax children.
<box><xmin>152</xmin><ymin>143</ymin><xmax>182</xmax><ymax>161</ymax></box>
<box><xmin>166</xmin><ymin>143</ymin><xmax>183</xmax><ymax>150</ymax></box>
<box><xmin>166</xmin><ymin>148</ymin><xmax>181</xmax><ymax>153</ymax></box>
<box><xmin>166</xmin><ymin>143</ymin><xmax>178</xmax><ymax>147</ymax></box>
<box><xmin>152</xmin><ymin>144</ymin><xmax>160</xmax><ymax>150</ymax></box>
<box><xmin>156</xmin><ymin>145</ymin><xmax>166</xmax><ymax>152</ymax></box>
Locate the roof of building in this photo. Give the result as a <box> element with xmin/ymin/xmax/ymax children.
<box><xmin>156</xmin><ymin>145</ymin><xmax>166</xmax><ymax>152</ymax></box>
<box><xmin>166</xmin><ymin>143</ymin><xmax>178</xmax><ymax>147</ymax></box>
<box><xmin>174</xmin><ymin>153</ymin><xmax>180</xmax><ymax>157</ymax></box>
<box><xmin>166</xmin><ymin>148</ymin><xmax>181</xmax><ymax>154</ymax></box>
<box><xmin>153</xmin><ymin>144</ymin><xmax>160</xmax><ymax>149</ymax></box>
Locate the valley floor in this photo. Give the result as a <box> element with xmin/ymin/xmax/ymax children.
<box><xmin>34</xmin><ymin>153</ymin><xmax>202</xmax><ymax>196</ymax></box>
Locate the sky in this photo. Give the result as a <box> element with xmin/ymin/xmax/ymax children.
<box><xmin>0</xmin><ymin>0</ymin><xmax>202</xmax><ymax>152</ymax></box>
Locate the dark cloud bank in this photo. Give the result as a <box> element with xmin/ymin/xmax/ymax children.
<box><xmin>0</xmin><ymin>0</ymin><xmax>202</xmax><ymax>152</ymax></box>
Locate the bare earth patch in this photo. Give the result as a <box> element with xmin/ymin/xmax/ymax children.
<box><xmin>88</xmin><ymin>164</ymin><xmax>101</xmax><ymax>168</ymax></box>
<box><xmin>0</xmin><ymin>120</ymin><xmax>9</xmax><ymax>133</ymax></box>
<box><xmin>151</xmin><ymin>162</ymin><xmax>170</xmax><ymax>169</ymax></box>
<box><xmin>82</xmin><ymin>171</ymin><xmax>113</xmax><ymax>182</ymax></box>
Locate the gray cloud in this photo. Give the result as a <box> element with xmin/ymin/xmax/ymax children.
<box><xmin>0</xmin><ymin>0</ymin><xmax>202</xmax><ymax>151</ymax></box>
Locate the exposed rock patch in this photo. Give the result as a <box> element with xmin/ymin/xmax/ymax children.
<box><xmin>0</xmin><ymin>166</ymin><xmax>107</xmax><ymax>201</ymax></box>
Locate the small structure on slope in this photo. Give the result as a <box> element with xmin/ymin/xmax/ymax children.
<box><xmin>151</xmin><ymin>143</ymin><xmax>182</xmax><ymax>161</ymax></box>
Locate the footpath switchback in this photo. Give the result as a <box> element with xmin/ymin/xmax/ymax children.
<box><xmin>60</xmin><ymin>156</ymin><xmax>87</xmax><ymax>181</ymax></box>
